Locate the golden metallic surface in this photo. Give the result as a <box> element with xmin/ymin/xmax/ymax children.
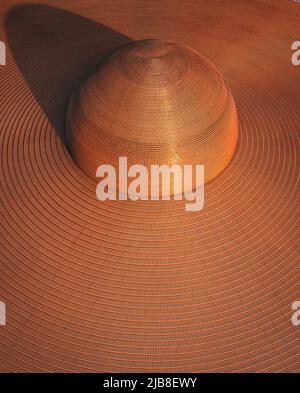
<box><xmin>66</xmin><ymin>39</ymin><xmax>238</xmax><ymax>186</ymax></box>
<box><xmin>0</xmin><ymin>0</ymin><xmax>299</xmax><ymax>372</ymax></box>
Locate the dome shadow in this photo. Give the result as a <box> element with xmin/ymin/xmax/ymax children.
<box><xmin>5</xmin><ymin>3</ymin><xmax>132</xmax><ymax>143</ymax></box>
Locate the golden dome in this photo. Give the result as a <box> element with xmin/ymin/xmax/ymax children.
<box><xmin>66</xmin><ymin>39</ymin><xmax>238</xmax><ymax>189</ymax></box>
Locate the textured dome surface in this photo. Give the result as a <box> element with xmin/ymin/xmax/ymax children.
<box><xmin>66</xmin><ymin>39</ymin><xmax>238</xmax><ymax>187</ymax></box>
